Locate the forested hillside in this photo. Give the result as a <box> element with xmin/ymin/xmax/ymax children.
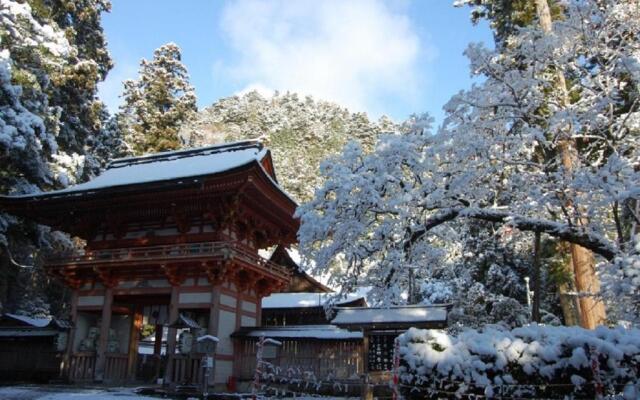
<box><xmin>181</xmin><ymin>91</ymin><xmax>395</xmax><ymax>203</ymax></box>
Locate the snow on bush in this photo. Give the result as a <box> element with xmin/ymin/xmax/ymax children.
<box><xmin>398</xmin><ymin>325</ymin><xmax>640</xmax><ymax>399</ymax></box>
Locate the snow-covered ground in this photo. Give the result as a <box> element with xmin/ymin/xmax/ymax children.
<box><xmin>0</xmin><ymin>386</ymin><xmax>157</xmax><ymax>400</ymax></box>
<box><xmin>0</xmin><ymin>386</ymin><xmax>356</xmax><ymax>400</ymax></box>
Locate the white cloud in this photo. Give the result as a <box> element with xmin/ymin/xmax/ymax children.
<box><xmin>97</xmin><ymin>62</ymin><xmax>138</xmax><ymax>113</ymax></box>
<box><xmin>219</xmin><ymin>0</ymin><xmax>430</xmax><ymax>117</ymax></box>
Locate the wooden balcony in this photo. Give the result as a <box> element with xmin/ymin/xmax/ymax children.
<box><xmin>46</xmin><ymin>241</ymin><xmax>291</xmax><ymax>285</ymax></box>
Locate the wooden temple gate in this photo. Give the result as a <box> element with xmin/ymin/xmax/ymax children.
<box><xmin>59</xmin><ymin>240</ymin><xmax>291</xmax><ymax>384</ymax></box>
<box><xmin>0</xmin><ymin>142</ymin><xmax>299</xmax><ymax>386</ymax></box>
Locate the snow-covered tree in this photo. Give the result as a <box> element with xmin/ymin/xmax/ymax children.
<box><xmin>0</xmin><ymin>0</ymin><xmax>113</xmax><ymax>317</ymax></box>
<box><xmin>454</xmin><ymin>0</ymin><xmax>564</xmax><ymax>47</ymax></box>
<box><xmin>298</xmin><ymin>0</ymin><xmax>639</xmax><ymax>327</ymax></box>
<box><xmin>30</xmin><ymin>0</ymin><xmax>116</xmax><ymax>174</ymax></box>
<box><xmin>182</xmin><ymin>91</ymin><xmax>390</xmax><ymax>203</ymax></box>
<box><xmin>119</xmin><ymin>43</ymin><xmax>197</xmax><ymax>155</ymax></box>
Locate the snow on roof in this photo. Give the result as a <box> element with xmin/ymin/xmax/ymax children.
<box><xmin>11</xmin><ymin>141</ymin><xmax>270</xmax><ymax>199</ymax></box>
<box><xmin>197</xmin><ymin>334</ymin><xmax>219</xmax><ymax>343</ymax></box>
<box><xmin>236</xmin><ymin>325</ymin><xmax>363</xmax><ymax>340</ymax></box>
<box><xmin>285</xmin><ymin>247</ymin><xmax>301</xmax><ymax>265</ymax></box>
<box><xmin>258</xmin><ymin>247</ymin><xmax>276</xmax><ymax>260</ymax></box>
<box><xmin>0</xmin><ymin>329</ymin><xmax>59</xmax><ymax>337</ymax></box>
<box><xmin>331</xmin><ymin>305</ymin><xmax>448</xmax><ymax>326</ymax></box>
<box><xmin>261</xmin><ymin>292</ymin><xmax>364</xmax><ymax>309</ymax></box>
<box><xmin>64</xmin><ymin>141</ymin><xmax>266</xmax><ymax>194</ymax></box>
<box><xmin>5</xmin><ymin>313</ymin><xmax>53</xmax><ymax>328</ymax></box>
<box><xmin>169</xmin><ymin>314</ymin><xmax>201</xmax><ymax>329</ymax></box>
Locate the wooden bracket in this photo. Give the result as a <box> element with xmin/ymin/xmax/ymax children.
<box><xmin>93</xmin><ymin>266</ymin><xmax>119</xmax><ymax>288</ymax></box>
<box><xmin>162</xmin><ymin>264</ymin><xmax>185</xmax><ymax>286</ymax></box>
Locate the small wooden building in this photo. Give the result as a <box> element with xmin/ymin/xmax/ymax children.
<box><xmin>0</xmin><ymin>141</ymin><xmax>298</xmax><ymax>387</ymax></box>
<box><xmin>233</xmin><ymin>299</ymin><xmax>448</xmax><ymax>394</ymax></box>
<box><xmin>332</xmin><ymin>305</ymin><xmax>449</xmax><ymax>373</ymax></box>
<box><xmin>261</xmin><ymin>292</ymin><xmax>366</xmax><ymax>326</ymax></box>
<box><xmin>0</xmin><ymin>314</ymin><xmax>71</xmax><ymax>382</ymax></box>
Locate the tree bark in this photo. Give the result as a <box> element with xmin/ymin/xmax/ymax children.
<box><xmin>534</xmin><ymin>0</ymin><xmax>606</xmax><ymax>329</ymax></box>
<box><xmin>532</xmin><ymin>232</ymin><xmax>542</xmax><ymax>323</ymax></box>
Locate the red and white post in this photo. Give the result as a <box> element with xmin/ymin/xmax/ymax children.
<box><xmin>252</xmin><ymin>336</ymin><xmax>266</xmax><ymax>399</ymax></box>
<box><xmin>392</xmin><ymin>336</ymin><xmax>402</xmax><ymax>400</ymax></box>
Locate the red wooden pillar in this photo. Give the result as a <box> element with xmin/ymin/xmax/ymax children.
<box><xmin>94</xmin><ymin>287</ymin><xmax>113</xmax><ymax>382</ymax></box>
<box><xmin>127</xmin><ymin>305</ymin><xmax>143</xmax><ymax>380</ymax></box>
<box><xmin>206</xmin><ymin>285</ymin><xmax>221</xmax><ymax>387</ymax></box>
<box><xmin>164</xmin><ymin>285</ymin><xmax>180</xmax><ymax>385</ymax></box>
<box><xmin>62</xmin><ymin>289</ymin><xmax>79</xmax><ymax>380</ymax></box>
<box><xmin>208</xmin><ymin>286</ymin><xmax>220</xmax><ymax>336</ymax></box>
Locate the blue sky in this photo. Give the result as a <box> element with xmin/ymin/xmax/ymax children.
<box><xmin>98</xmin><ymin>0</ymin><xmax>493</xmax><ymax>126</ymax></box>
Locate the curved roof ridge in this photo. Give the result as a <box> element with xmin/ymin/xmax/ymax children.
<box><xmin>108</xmin><ymin>140</ymin><xmax>263</xmax><ymax>169</ymax></box>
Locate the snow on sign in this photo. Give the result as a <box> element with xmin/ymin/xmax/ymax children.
<box><xmin>331</xmin><ymin>305</ymin><xmax>449</xmax><ymax>330</ymax></box>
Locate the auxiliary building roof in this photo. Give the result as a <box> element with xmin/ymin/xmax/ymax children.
<box><xmin>232</xmin><ymin>325</ymin><xmax>363</xmax><ymax>340</ymax></box>
<box><xmin>262</xmin><ymin>292</ymin><xmax>366</xmax><ymax>309</ymax></box>
<box><xmin>331</xmin><ymin>305</ymin><xmax>449</xmax><ymax>330</ymax></box>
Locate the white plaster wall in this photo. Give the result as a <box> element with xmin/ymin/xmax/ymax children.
<box><xmin>220</xmin><ymin>294</ymin><xmax>236</xmax><ymax>308</ymax></box>
<box><xmin>179</xmin><ymin>292</ymin><xmax>211</xmax><ymax>304</ymax></box>
<box><xmin>217</xmin><ymin>310</ymin><xmax>236</xmax><ymax>355</ymax></box>
<box><xmin>214</xmin><ymin>359</ymin><xmax>233</xmax><ymax>384</ymax></box>
<box><xmin>78</xmin><ymin>295</ymin><xmax>104</xmax><ymax>307</ymax></box>
<box><xmin>181</xmin><ymin>278</ymin><xmax>195</xmax><ymax>287</ymax></box>
<box><xmin>241</xmin><ymin>315</ymin><xmax>256</xmax><ymax>327</ymax></box>
<box><xmin>117</xmin><ymin>281</ymin><xmax>138</xmax><ymax>289</ymax></box>
<box><xmin>148</xmin><ymin>279</ymin><xmax>170</xmax><ymax>288</ymax></box>
<box><xmin>241</xmin><ymin>301</ymin><xmax>256</xmax><ymax>313</ymax></box>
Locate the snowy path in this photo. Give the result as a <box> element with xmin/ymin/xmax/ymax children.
<box><xmin>0</xmin><ymin>386</ymin><xmax>357</xmax><ymax>400</ymax></box>
<box><xmin>0</xmin><ymin>386</ymin><xmax>158</xmax><ymax>400</ymax></box>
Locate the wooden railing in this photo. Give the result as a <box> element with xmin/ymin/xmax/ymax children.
<box><xmin>105</xmin><ymin>353</ymin><xmax>128</xmax><ymax>382</ymax></box>
<box><xmin>47</xmin><ymin>241</ymin><xmax>291</xmax><ymax>280</ymax></box>
<box><xmin>68</xmin><ymin>353</ymin><xmax>96</xmax><ymax>382</ymax></box>
<box><xmin>171</xmin><ymin>354</ymin><xmax>202</xmax><ymax>384</ymax></box>
<box><xmin>68</xmin><ymin>353</ymin><xmax>128</xmax><ymax>382</ymax></box>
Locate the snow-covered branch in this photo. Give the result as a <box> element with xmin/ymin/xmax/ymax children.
<box><xmin>413</xmin><ymin>207</ymin><xmax>617</xmax><ymax>260</ymax></box>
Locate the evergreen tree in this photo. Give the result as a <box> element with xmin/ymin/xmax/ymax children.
<box><xmin>120</xmin><ymin>43</ymin><xmax>197</xmax><ymax>155</ymax></box>
<box><xmin>0</xmin><ymin>0</ymin><xmax>112</xmax><ymax>318</ymax></box>
<box><xmin>454</xmin><ymin>0</ymin><xmax>564</xmax><ymax>46</ymax></box>
<box><xmin>28</xmin><ymin>0</ymin><xmax>116</xmax><ymax>174</ymax></box>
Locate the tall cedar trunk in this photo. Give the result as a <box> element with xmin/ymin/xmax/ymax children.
<box><xmin>532</xmin><ymin>232</ymin><xmax>542</xmax><ymax>323</ymax></box>
<box><xmin>534</xmin><ymin>0</ymin><xmax>606</xmax><ymax>329</ymax></box>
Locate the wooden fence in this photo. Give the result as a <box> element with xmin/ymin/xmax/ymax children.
<box><xmin>68</xmin><ymin>352</ymin><xmax>96</xmax><ymax>382</ymax></box>
<box><xmin>236</xmin><ymin>339</ymin><xmax>362</xmax><ymax>381</ymax></box>
<box><xmin>68</xmin><ymin>353</ymin><xmax>127</xmax><ymax>383</ymax></box>
<box><xmin>0</xmin><ymin>338</ymin><xmax>62</xmax><ymax>381</ymax></box>
<box><xmin>171</xmin><ymin>354</ymin><xmax>203</xmax><ymax>384</ymax></box>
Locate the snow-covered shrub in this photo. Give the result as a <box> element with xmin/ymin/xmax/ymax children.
<box><xmin>601</xmin><ymin>236</ymin><xmax>640</xmax><ymax>326</ymax></box>
<box><xmin>398</xmin><ymin>325</ymin><xmax>640</xmax><ymax>399</ymax></box>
